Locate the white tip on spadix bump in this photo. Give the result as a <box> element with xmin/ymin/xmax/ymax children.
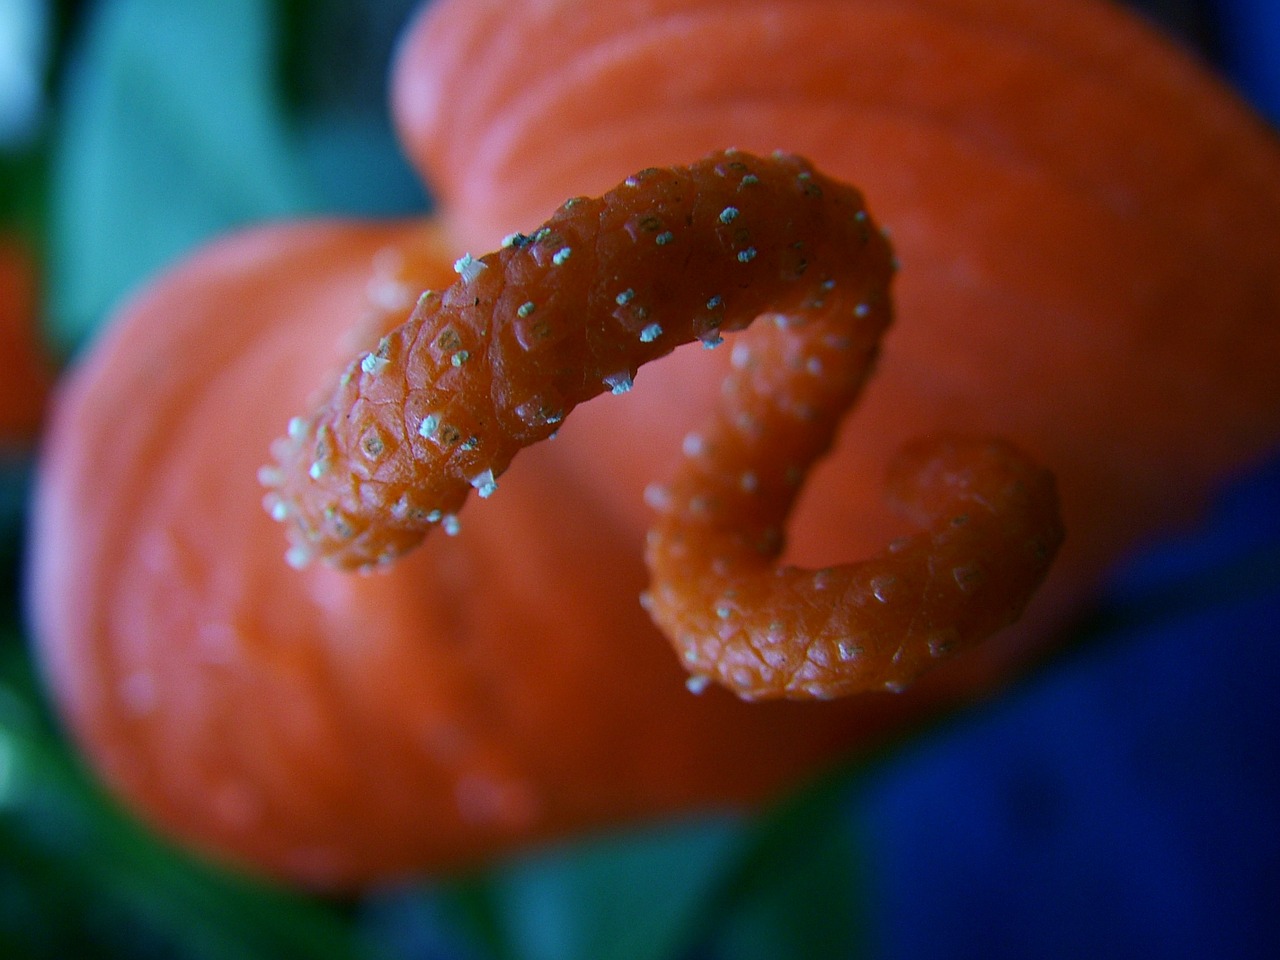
<box><xmin>471</xmin><ymin>469</ymin><xmax>498</xmax><ymax>498</ymax></box>
<box><xmin>453</xmin><ymin>253</ymin><xmax>487</xmax><ymax>283</ymax></box>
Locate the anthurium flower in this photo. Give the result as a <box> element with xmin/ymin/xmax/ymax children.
<box><xmin>28</xmin><ymin>0</ymin><xmax>1280</xmax><ymax>890</ymax></box>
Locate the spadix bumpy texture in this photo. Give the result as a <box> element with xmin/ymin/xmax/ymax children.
<box><xmin>648</xmin><ymin>434</ymin><xmax>1063</xmax><ymax>700</ymax></box>
<box><xmin>266</xmin><ymin>150</ymin><xmax>1063</xmax><ymax>700</ymax></box>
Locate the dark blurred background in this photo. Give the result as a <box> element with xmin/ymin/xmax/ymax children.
<box><xmin>0</xmin><ymin>1</ymin><xmax>1276</xmax><ymax>958</ymax></box>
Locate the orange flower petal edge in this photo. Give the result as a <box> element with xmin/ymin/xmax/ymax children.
<box><xmin>269</xmin><ymin>150</ymin><xmax>1063</xmax><ymax>699</ymax></box>
<box><xmin>0</xmin><ymin>237</ymin><xmax>53</xmax><ymax>445</ymax></box>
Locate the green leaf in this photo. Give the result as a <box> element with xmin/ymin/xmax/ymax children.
<box><xmin>461</xmin><ymin>817</ymin><xmax>746</xmax><ymax>960</ymax></box>
<box><xmin>0</xmin><ymin>141</ymin><xmax>50</xmax><ymax>244</ymax></box>
<box><xmin>707</xmin><ymin>816</ymin><xmax>867</xmax><ymax>960</ymax></box>
<box><xmin>48</xmin><ymin>0</ymin><xmax>314</xmax><ymax>353</ymax></box>
<box><xmin>680</xmin><ymin>766</ymin><xmax>871</xmax><ymax>960</ymax></box>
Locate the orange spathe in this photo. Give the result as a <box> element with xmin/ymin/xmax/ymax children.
<box><xmin>31</xmin><ymin>219</ymin><xmax>931</xmax><ymax>887</ymax></box>
<box><xmin>28</xmin><ymin>0</ymin><xmax>1280</xmax><ymax>888</ymax></box>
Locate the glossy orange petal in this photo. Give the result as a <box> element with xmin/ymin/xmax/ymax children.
<box><xmin>31</xmin><ymin>0</ymin><xmax>1280</xmax><ymax>889</ymax></box>
<box><xmin>31</xmin><ymin>218</ymin><xmax>945</xmax><ymax>888</ymax></box>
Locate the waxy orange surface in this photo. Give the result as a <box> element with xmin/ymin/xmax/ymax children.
<box><xmin>28</xmin><ymin>0</ymin><xmax>1280</xmax><ymax>887</ymax></box>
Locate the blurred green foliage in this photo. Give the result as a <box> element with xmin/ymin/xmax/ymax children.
<box><xmin>47</xmin><ymin>0</ymin><xmax>310</xmax><ymax>350</ymax></box>
<box><xmin>42</xmin><ymin>0</ymin><xmax>428</xmax><ymax>355</ymax></box>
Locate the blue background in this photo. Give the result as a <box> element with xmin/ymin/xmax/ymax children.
<box><xmin>857</xmin><ymin>5</ymin><xmax>1280</xmax><ymax>955</ymax></box>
